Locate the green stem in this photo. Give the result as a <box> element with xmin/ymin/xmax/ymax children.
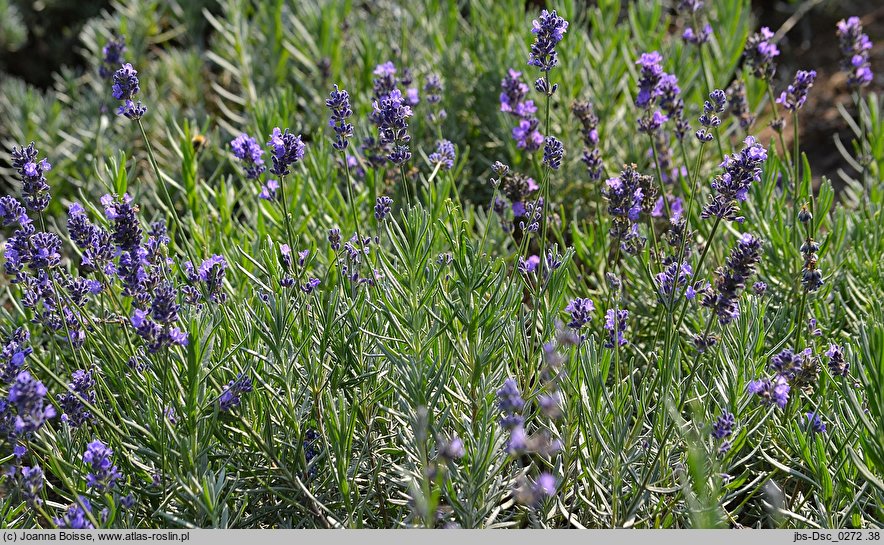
<box><xmin>662</xmin><ymin>140</ymin><xmax>706</xmax><ymax>368</ymax></box>
<box><xmin>672</xmin><ymin>214</ymin><xmax>722</xmax><ymax>342</ymax></box>
<box><xmin>764</xmin><ymin>82</ymin><xmax>793</xmax><ymax>186</ymax></box>
<box><xmin>136</xmin><ymin>119</ymin><xmax>198</xmax><ymax>269</ymax></box>
<box><xmin>276</xmin><ymin>174</ymin><xmax>297</xmax><ymax>251</ymax></box>
<box><xmin>693</xmin><ymin>12</ymin><xmax>724</xmax><ymax>160</ymax></box>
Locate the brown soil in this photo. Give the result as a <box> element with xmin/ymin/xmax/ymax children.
<box><xmin>753</xmin><ymin>1</ymin><xmax>883</xmax><ymax>187</ymax></box>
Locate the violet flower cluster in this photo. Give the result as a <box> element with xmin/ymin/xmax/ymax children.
<box><xmin>826</xmin><ymin>344</ymin><xmax>848</xmax><ymax>377</ymax></box>
<box><xmin>836</xmin><ymin>17</ymin><xmax>873</xmax><ymax>88</ymax></box>
<box><xmin>696</xmin><ymin>89</ymin><xmax>726</xmax><ymax>143</ymax></box>
<box><xmin>83</xmin><ymin>439</ymin><xmax>123</xmax><ymax>492</ymax></box>
<box><xmin>364</xmin><ymin>62</ymin><xmax>415</xmax><ymax>165</ymax></box>
<box><xmin>700</xmin><ymin>233</ymin><xmax>763</xmax><ymax>326</ymax></box>
<box><xmin>5</xmin><ymin>370</ymin><xmax>56</xmax><ymax>437</ymax></box>
<box><xmin>777</xmin><ymin>70</ymin><xmax>817</xmax><ymax>112</ymax></box>
<box><xmin>326</xmin><ymin>84</ymin><xmax>354</xmax><ymax>151</ymax></box>
<box><xmin>1</xmin><ymin>328</ymin><xmax>31</xmax><ymax>384</ymax></box>
<box><xmin>230</xmin><ymin>134</ymin><xmax>266</xmax><ymax>180</ymax></box>
<box><xmin>10</xmin><ymin>142</ymin><xmax>52</xmax><ymax>213</ymax></box>
<box><xmin>603</xmin><ymin>309</ymin><xmax>629</xmax><ymax>348</ymax></box>
<box><xmin>702</xmin><ymin>136</ymin><xmax>768</xmax><ymax>223</ymax></box>
<box><xmin>219</xmin><ymin>373</ymin><xmax>253</xmax><ymax>412</ymax></box>
<box><xmin>571</xmin><ymin>100</ymin><xmax>603</xmax><ymax>180</ymax></box>
<box><xmin>528</xmin><ymin>9</ymin><xmax>569</xmax><ymax>91</ymax></box>
<box><xmin>55</xmin><ymin>497</ymin><xmax>95</xmax><ymax>529</ymax></box>
<box><xmin>500</xmin><ymin>69</ymin><xmax>543</xmax><ymax>152</ymax></box>
<box><xmin>711</xmin><ymin>410</ymin><xmax>735</xmax><ymax>453</ymax></box>
<box><xmin>428</xmin><ymin>140</ymin><xmax>456</xmax><ymax>171</ymax></box>
<box><xmin>57</xmin><ymin>369</ymin><xmax>97</xmax><ymax>428</ymax></box>
<box><xmin>423</xmin><ymin>74</ymin><xmax>447</xmax><ymax>124</ymax></box>
<box><xmin>749</xmin><ymin>346</ymin><xmax>821</xmax><ymax>411</ymax></box>
<box><xmin>602</xmin><ymin>164</ymin><xmax>657</xmax><ymax>255</ymax></box>
<box><xmin>111</xmin><ymin>63</ymin><xmax>146</xmax><ymax>120</ymax></box>
<box><xmin>743</xmin><ymin>27</ymin><xmax>779</xmax><ymax>80</ymax></box>
<box><xmin>492</xmin><ymin>163</ymin><xmax>540</xmax><ymax>234</ymax></box>
<box><xmin>726</xmin><ymin>79</ymin><xmax>755</xmax><ymax>130</ymax></box>
<box><xmin>634</xmin><ymin>52</ymin><xmax>686</xmax><ymax>138</ymax></box>
<box><xmin>99</xmin><ymin>37</ymin><xmax>125</xmax><ymax>79</ymax></box>
<box><xmin>268</xmin><ymin>128</ymin><xmax>307</xmax><ymax>177</ymax></box>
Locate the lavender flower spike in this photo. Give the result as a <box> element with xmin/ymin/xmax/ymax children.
<box><xmin>777</xmin><ymin>70</ymin><xmax>817</xmax><ymax>111</ymax></box>
<box><xmin>111</xmin><ymin>63</ymin><xmax>146</xmax><ymax>120</ymax></box>
<box><xmin>326</xmin><ymin>84</ymin><xmax>354</xmax><ymax>151</ymax></box>
<box><xmin>836</xmin><ymin>17</ymin><xmax>873</xmax><ymax>88</ymax></box>
<box><xmin>267</xmin><ymin>128</ymin><xmax>306</xmax><ymax>177</ymax></box>
<box><xmin>528</xmin><ymin>10</ymin><xmax>569</xmax><ymax>75</ymax></box>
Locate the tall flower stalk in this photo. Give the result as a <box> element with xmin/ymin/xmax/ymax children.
<box><xmin>528</xmin><ymin>8</ymin><xmax>568</xmax><ymax>268</ymax></box>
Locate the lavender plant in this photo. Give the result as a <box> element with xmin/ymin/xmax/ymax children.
<box><xmin>0</xmin><ymin>0</ymin><xmax>881</xmax><ymax>532</ymax></box>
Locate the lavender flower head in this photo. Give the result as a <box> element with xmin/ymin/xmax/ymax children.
<box><xmin>727</xmin><ymin>79</ymin><xmax>755</xmax><ymax>130</ymax></box>
<box><xmin>197</xmin><ymin>254</ymin><xmax>228</xmax><ymax>303</ymax></box>
<box><xmin>1</xmin><ymin>328</ymin><xmax>31</xmax><ymax>384</ymax></box>
<box><xmin>372</xmin><ymin>89</ymin><xmax>413</xmax><ymax>164</ymax></box>
<box><xmin>712</xmin><ymin>411</ymin><xmax>735</xmax><ymax>439</ymax></box>
<box><xmin>496</xmin><ymin>377</ymin><xmax>524</xmax><ymax>429</ymax></box>
<box><xmin>564</xmin><ymin>298</ymin><xmax>594</xmax><ymax>329</ymax></box>
<box><xmin>743</xmin><ymin>27</ymin><xmax>779</xmax><ymax>79</ymax></box>
<box><xmin>372</xmin><ymin>61</ymin><xmax>398</xmax><ymax>101</ymax></box>
<box><xmin>55</xmin><ymin>497</ymin><xmax>95</xmax><ymax>529</ymax></box>
<box><xmin>656</xmin><ymin>260</ymin><xmax>693</xmax><ymax>302</ymax></box>
<box><xmin>769</xmin><ymin>348</ymin><xmax>802</xmax><ymax>380</ymax></box>
<box><xmin>633</xmin><ymin>51</ymin><xmax>677</xmax><ymax>135</ymax></box>
<box><xmin>701</xmin><ymin>233</ymin><xmax>762</xmax><ymax>325</ymax></box>
<box><xmin>696</xmin><ymin>89</ymin><xmax>726</xmax><ymax>142</ymax></box>
<box><xmin>10</xmin><ymin>142</ymin><xmax>52</xmax><ymax>212</ymax></box>
<box><xmin>423</xmin><ymin>74</ymin><xmax>446</xmax><ymax>123</ymax></box>
<box><xmin>111</xmin><ymin>63</ymin><xmax>146</xmax><ymax>120</ymax></box>
<box><xmin>836</xmin><ymin>17</ymin><xmax>873</xmax><ymax>88</ymax></box>
<box><xmin>702</xmin><ymin>136</ymin><xmax>767</xmax><ymax>223</ymax></box>
<box><xmin>438</xmin><ymin>436</ymin><xmax>465</xmax><ymax>461</ymax></box>
<box><xmin>67</xmin><ymin>203</ymin><xmax>114</xmax><ymax>273</ymax></box>
<box><xmin>326</xmin><ymin>84</ymin><xmax>354</xmax><ymax>151</ymax></box>
<box><xmin>805</xmin><ymin>412</ymin><xmax>827</xmax><ymax>434</ymax></box>
<box><xmin>99</xmin><ymin>37</ymin><xmax>125</xmax><ymax>79</ymax></box>
<box><xmin>101</xmin><ymin>193</ymin><xmax>142</xmax><ymax>254</ymax></box>
<box><xmin>528</xmin><ymin>10</ymin><xmax>569</xmax><ymax>75</ymax></box>
<box><xmin>747</xmin><ymin>375</ymin><xmax>790</xmax><ymax>409</ymax></box>
<box><xmin>259</xmin><ymin>179</ymin><xmax>279</xmax><ymax>201</ymax></box>
<box><xmin>428</xmin><ymin>140</ymin><xmax>456</xmax><ymax>171</ymax></box>
<box><xmin>230</xmin><ymin>134</ymin><xmax>265</xmax><ymax>180</ymax></box>
<box><xmin>533</xmin><ymin>473</ymin><xmax>557</xmax><ymax>500</ymax></box>
<box><xmin>0</xmin><ymin>195</ymin><xmax>30</xmax><ymax>228</ymax></box>
<box><xmin>602</xmin><ymin>164</ymin><xmax>656</xmax><ymax>255</ymax></box>
<box><xmin>683</xmin><ymin>24</ymin><xmax>712</xmax><ymax>45</ymax></box>
<box><xmin>14</xmin><ymin>464</ymin><xmax>44</xmax><ymax>505</ymax></box>
<box><xmin>8</xmin><ymin>370</ymin><xmax>56</xmax><ymax>435</ymax></box>
<box><xmin>825</xmin><ymin>344</ymin><xmax>848</xmax><ymax>377</ymax></box>
<box><xmin>635</xmin><ymin>52</ymin><xmax>665</xmax><ymax>109</ymax></box>
<box><xmin>777</xmin><ymin>70</ymin><xmax>816</xmax><ymax>111</ymax></box>
<box><xmin>501</xmin><ymin>69</ymin><xmax>543</xmax><ymax>151</ymax></box>
<box><xmin>83</xmin><ymin>439</ymin><xmax>122</xmax><ymax>492</ymax></box>
<box><xmin>375</xmin><ymin>196</ymin><xmax>393</xmax><ymax>221</ymax></box>
<box><xmin>267</xmin><ymin>128</ymin><xmax>306</xmax><ymax>177</ymax></box>
<box><xmin>604</xmin><ymin>309</ymin><xmax>629</xmax><ymax>348</ymax></box>
<box><xmin>57</xmin><ymin>369</ymin><xmax>96</xmax><ymax>428</ymax></box>
<box><xmin>219</xmin><ymin>373</ymin><xmax>253</xmax><ymax>412</ymax></box>
<box><xmin>542</xmin><ymin>136</ymin><xmax>564</xmax><ymax>170</ymax></box>
<box><xmin>571</xmin><ymin>100</ymin><xmax>603</xmax><ymax>179</ymax></box>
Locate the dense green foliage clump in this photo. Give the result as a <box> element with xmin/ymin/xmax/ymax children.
<box><xmin>0</xmin><ymin>0</ymin><xmax>882</xmax><ymax>529</ymax></box>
